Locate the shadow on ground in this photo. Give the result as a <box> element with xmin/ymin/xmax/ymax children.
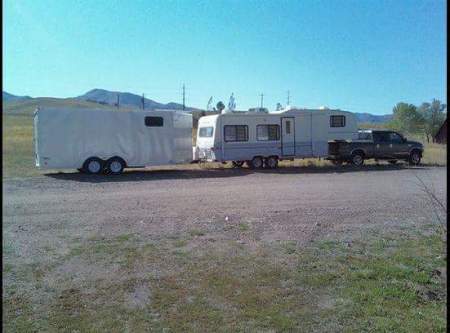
<box><xmin>44</xmin><ymin>164</ymin><xmax>432</xmax><ymax>184</ymax></box>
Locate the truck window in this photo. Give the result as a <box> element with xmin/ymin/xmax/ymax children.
<box><xmin>145</xmin><ymin>116</ymin><xmax>164</xmax><ymax>127</ymax></box>
<box><xmin>373</xmin><ymin>132</ymin><xmax>390</xmax><ymax>142</ymax></box>
<box><xmin>199</xmin><ymin>127</ymin><xmax>214</xmax><ymax>137</ymax></box>
<box><xmin>257</xmin><ymin>124</ymin><xmax>280</xmax><ymax>141</ymax></box>
<box><xmin>330</xmin><ymin>115</ymin><xmax>346</xmax><ymax>127</ymax></box>
<box><xmin>389</xmin><ymin>132</ymin><xmax>403</xmax><ymax>143</ymax></box>
<box><xmin>224</xmin><ymin>125</ymin><xmax>248</xmax><ymax>142</ymax></box>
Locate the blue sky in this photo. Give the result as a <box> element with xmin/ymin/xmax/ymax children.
<box><xmin>3</xmin><ymin>0</ymin><xmax>447</xmax><ymax>114</ymax></box>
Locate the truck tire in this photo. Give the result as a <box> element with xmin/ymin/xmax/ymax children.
<box><xmin>105</xmin><ymin>156</ymin><xmax>126</xmax><ymax>175</ymax></box>
<box><xmin>351</xmin><ymin>152</ymin><xmax>364</xmax><ymax>167</ymax></box>
<box><xmin>264</xmin><ymin>156</ymin><xmax>278</xmax><ymax>169</ymax></box>
<box><xmin>409</xmin><ymin>150</ymin><xmax>421</xmax><ymax>166</ymax></box>
<box><xmin>249</xmin><ymin>156</ymin><xmax>264</xmax><ymax>169</ymax></box>
<box><xmin>83</xmin><ymin>157</ymin><xmax>104</xmax><ymax>175</ymax></box>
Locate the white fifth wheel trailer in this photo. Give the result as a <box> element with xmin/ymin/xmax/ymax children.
<box><xmin>34</xmin><ymin>107</ymin><xmax>192</xmax><ymax>174</ymax></box>
<box><xmin>194</xmin><ymin>108</ymin><xmax>358</xmax><ymax>168</ymax></box>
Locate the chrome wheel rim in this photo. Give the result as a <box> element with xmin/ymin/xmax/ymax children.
<box><xmin>353</xmin><ymin>155</ymin><xmax>362</xmax><ymax>165</ymax></box>
<box><xmin>88</xmin><ymin>161</ymin><xmax>101</xmax><ymax>173</ymax></box>
<box><xmin>110</xmin><ymin>161</ymin><xmax>122</xmax><ymax>173</ymax></box>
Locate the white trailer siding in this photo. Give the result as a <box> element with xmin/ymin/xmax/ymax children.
<box><xmin>34</xmin><ymin>107</ymin><xmax>192</xmax><ymax>169</ymax></box>
<box><xmin>196</xmin><ymin>109</ymin><xmax>358</xmax><ymax>162</ymax></box>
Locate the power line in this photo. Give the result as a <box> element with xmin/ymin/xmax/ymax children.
<box><xmin>182</xmin><ymin>84</ymin><xmax>185</xmax><ymax>111</ymax></box>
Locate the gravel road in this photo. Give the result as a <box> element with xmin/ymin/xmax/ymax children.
<box><xmin>3</xmin><ymin>166</ymin><xmax>446</xmax><ymax>256</ymax></box>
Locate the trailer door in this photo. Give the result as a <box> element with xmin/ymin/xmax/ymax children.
<box><xmin>281</xmin><ymin>117</ymin><xmax>295</xmax><ymax>156</ymax></box>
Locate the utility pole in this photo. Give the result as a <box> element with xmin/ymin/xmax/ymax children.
<box><xmin>182</xmin><ymin>84</ymin><xmax>185</xmax><ymax>111</ymax></box>
<box><xmin>260</xmin><ymin>93</ymin><xmax>264</xmax><ymax>108</ymax></box>
<box><xmin>142</xmin><ymin>93</ymin><xmax>145</xmax><ymax>110</ymax></box>
<box><xmin>287</xmin><ymin>90</ymin><xmax>290</xmax><ymax>105</ymax></box>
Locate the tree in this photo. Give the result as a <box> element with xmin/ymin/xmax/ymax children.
<box><xmin>418</xmin><ymin>99</ymin><xmax>447</xmax><ymax>143</ymax></box>
<box><xmin>389</xmin><ymin>102</ymin><xmax>425</xmax><ymax>135</ymax></box>
<box><xmin>216</xmin><ymin>101</ymin><xmax>225</xmax><ymax>113</ymax></box>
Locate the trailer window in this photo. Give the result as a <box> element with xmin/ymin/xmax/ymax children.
<box><xmin>224</xmin><ymin>125</ymin><xmax>248</xmax><ymax>142</ymax></box>
<box><xmin>257</xmin><ymin>125</ymin><xmax>280</xmax><ymax>141</ymax></box>
<box><xmin>199</xmin><ymin>127</ymin><xmax>214</xmax><ymax>137</ymax></box>
<box><xmin>145</xmin><ymin>116</ymin><xmax>164</xmax><ymax>127</ymax></box>
<box><xmin>330</xmin><ymin>115</ymin><xmax>345</xmax><ymax>127</ymax></box>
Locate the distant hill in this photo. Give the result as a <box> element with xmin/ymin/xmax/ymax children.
<box><xmin>76</xmin><ymin>89</ymin><xmax>198</xmax><ymax>111</ymax></box>
<box><xmin>354</xmin><ymin>112</ymin><xmax>392</xmax><ymax>124</ymax></box>
<box><xmin>3</xmin><ymin>91</ymin><xmax>32</xmax><ymax>102</ymax></box>
<box><xmin>2</xmin><ymin>97</ymin><xmax>128</xmax><ymax>116</ymax></box>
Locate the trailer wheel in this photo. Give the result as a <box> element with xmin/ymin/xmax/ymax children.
<box><xmin>105</xmin><ymin>156</ymin><xmax>125</xmax><ymax>175</ymax></box>
<box><xmin>83</xmin><ymin>157</ymin><xmax>104</xmax><ymax>174</ymax></box>
<box><xmin>265</xmin><ymin>156</ymin><xmax>278</xmax><ymax>169</ymax></box>
<box><xmin>249</xmin><ymin>156</ymin><xmax>264</xmax><ymax>169</ymax></box>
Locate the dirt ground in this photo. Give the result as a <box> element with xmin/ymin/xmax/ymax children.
<box><xmin>2</xmin><ymin>165</ymin><xmax>447</xmax><ymax>331</ymax></box>
<box><xmin>3</xmin><ymin>165</ymin><xmax>446</xmax><ymax>246</ymax></box>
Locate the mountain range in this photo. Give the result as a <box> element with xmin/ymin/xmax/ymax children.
<box><xmin>2</xmin><ymin>89</ymin><xmax>392</xmax><ymax>123</ymax></box>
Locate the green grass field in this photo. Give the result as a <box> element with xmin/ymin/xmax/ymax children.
<box><xmin>3</xmin><ymin>225</ymin><xmax>446</xmax><ymax>332</ymax></box>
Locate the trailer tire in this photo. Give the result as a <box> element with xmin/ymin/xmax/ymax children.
<box><xmin>83</xmin><ymin>157</ymin><xmax>104</xmax><ymax>175</ymax></box>
<box><xmin>105</xmin><ymin>156</ymin><xmax>126</xmax><ymax>175</ymax></box>
<box><xmin>350</xmin><ymin>152</ymin><xmax>364</xmax><ymax>167</ymax></box>
<box><xmin>265</xmin><ymin>156</ymin><xmax>278</xmax><ymax>169</ymax></box>
<box><xmin>248</xmin><ymin>156</ymin><xmax>264</xmax><ymax>169</ymax></box>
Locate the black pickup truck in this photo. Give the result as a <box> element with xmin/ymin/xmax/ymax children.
<box><xmin>328</xmin><ymin>129</ymin><xmax>424</xmax><ymax>166</ymax></box>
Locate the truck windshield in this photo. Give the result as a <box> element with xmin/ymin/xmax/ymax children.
<box><xmin>199</xmin><ymin>127</ymin><xmax>214</xmax><ymax>137</ymax></box>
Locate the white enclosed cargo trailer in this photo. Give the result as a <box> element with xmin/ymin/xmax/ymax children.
<box><xmin>34</xmin><ymin>107</ymin><xmax>193</xmax><ymax>174</ymax></box>
<box><xmin>194</xmin><ymin>108</ymin><xmax>358</xmax><ymax>168</ymax></box>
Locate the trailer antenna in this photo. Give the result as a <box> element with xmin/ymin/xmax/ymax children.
<box><xmin>260</xmin><ymin>93</ymin><xmax>264</xmax><ymax>108</ymax></box>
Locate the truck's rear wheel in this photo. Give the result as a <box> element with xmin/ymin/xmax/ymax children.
<box><xmin>105</xmin><ymin>156</ymin><xmax>125</xmax><ymax>175</ymax></box>
<box><xmin>265</xmin><ymin>156</ymin><xmax>278</xmax><ymax>169</ymax></box>
<box><xmin>351</xmin><ymin>152</ymin><xmax>364</xmax><ymax>167</ymax></box>
<box><xmin>83</xmin><ymin>157</ymin><xmax>104</xmax><ymax>174</ymax></box>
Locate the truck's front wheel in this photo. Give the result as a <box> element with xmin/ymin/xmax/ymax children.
<box><xmin>409</xmin><ymin>150</ymin><xmax>421</xmax><ymax>166</ymax></box>
<box><xmin>351</xmin><ymin>152</ymin><xmax>364</xmax><ymax>167</ymax></box>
